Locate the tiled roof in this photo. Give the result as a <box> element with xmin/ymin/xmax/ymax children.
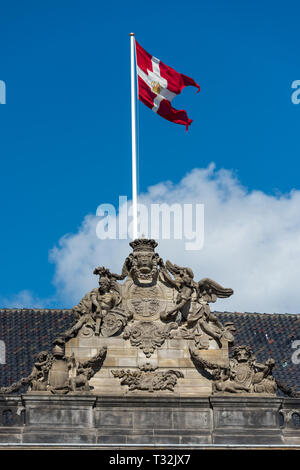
<box><xmin>217</xmin><ymin>311</ymin><xmax>300</xmax><ymax>397</ymax></box>
<box><xmin>0</xmin><ymin>309</ymin><xmax>299</xmax><ymax>396</ymax></box>
<box><xmin>0</xmin><ymin>309</ymin><xmax>75</xmax><ymax>394</ymax></box>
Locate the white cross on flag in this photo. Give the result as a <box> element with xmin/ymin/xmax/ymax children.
<box><xmin>135</xmin><ymin>40</ymin><xmax>200</xmax><ymax>131</ymax></box>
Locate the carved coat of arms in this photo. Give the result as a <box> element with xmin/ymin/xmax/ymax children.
<box><xmin>0</xmin><ymin>239</ymin><xmax>278</xmax><ymax>397</ymax></box>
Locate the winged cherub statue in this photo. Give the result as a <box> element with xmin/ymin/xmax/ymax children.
<box><xmin>161</xmin><ymin>260</ymin><xmax>234</xmax><ymax>345</ymax></box>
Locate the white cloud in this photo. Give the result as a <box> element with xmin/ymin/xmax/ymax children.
<box><xmin>46</xmin><ymin>163</ymin><xmax>300</xmax><ymax>314</ymax></box>
<box><xmin>0</xmin><ymin>290</ymin><xmax>51</xmax><ymax>309</ymax></box>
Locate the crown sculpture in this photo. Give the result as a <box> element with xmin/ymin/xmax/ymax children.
<box><xmin>0</xmin><ymin>239</ymin><xmax>277</xmax><ymax>396</ymax></box>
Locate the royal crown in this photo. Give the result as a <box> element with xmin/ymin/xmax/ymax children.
<box><xmin>129</xmin><ymin>238</ymin><xmax>158</xmax><ymax>252</ymax></box>
<box><xmin>151</xmin><ymin>81</ymin><xmax>161</xmax><ymax>94</ymax></box>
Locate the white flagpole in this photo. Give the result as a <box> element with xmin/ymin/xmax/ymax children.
<box><xmin>130</xmin><ymin>32</ymin><xmax>138</xmax><ymax>240</ymax></box>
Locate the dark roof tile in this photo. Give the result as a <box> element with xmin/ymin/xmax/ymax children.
<box><xmin>0</xmin><ymin>309</ymin><xmax>299</xmax><ymax>396</ymax></box>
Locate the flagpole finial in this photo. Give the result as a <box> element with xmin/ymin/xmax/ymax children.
<box><xmin>129</xmin><ymin>32</ymin><xmax>135</xmax><ymax>36</ymax></box>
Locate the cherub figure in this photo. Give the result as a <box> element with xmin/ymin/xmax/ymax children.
<box><xmin>160</xmin><ymin>261</ymin><xmax>195</xmax><ymax>321</ymax></box>
<box><xmin>161</xmin><ymin>260</ymin><xmax>234</xmax><ymax>345</ymax></box>
<box><xmin>29</xmin><ymin>351</ymin><xmax>53</xmax><ymax>391</ymax></box>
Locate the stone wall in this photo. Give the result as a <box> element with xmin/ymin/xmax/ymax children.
<box><xmin>66</xmin><ymin>335</ymin><xmax>229</xmax><ymax>397</ymax></box>
<box><xmin>0</xmin><ymin>395</ymin><xmax>299</xmax><ymax>446</ymax></box>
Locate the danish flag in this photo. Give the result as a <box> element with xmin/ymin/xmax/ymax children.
<box><xmin>135</xmin><ymin>40</ymin><xmax>200</xmax><ymax>131</ymax></box>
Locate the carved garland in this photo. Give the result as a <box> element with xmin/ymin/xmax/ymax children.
<box><xmin>112</xmin><ymin>363</ymin><xmax>184</xmax><ymax>392</ymax></box>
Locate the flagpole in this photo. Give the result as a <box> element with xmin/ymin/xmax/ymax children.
<box><xmin>130</xmin><ymin>32</ymin><xmax>138</xmax><ymax>240</ymax></box>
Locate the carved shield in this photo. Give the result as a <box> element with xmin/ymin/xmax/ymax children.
<box><xmin>101</xmin><ymin>310</ymin><xmax>127</xmax><ymax>337</ymax></box>
<box><xmin>233</xmin><ymin>363</ymin><xmax>253</xmax><ymax>388</ymax></box>
<box><xmin>48</xmin><ymin>360</ymin><xmax>69</xmax><ymax>389</ymax></box>
<box><xmin>123</xmin><ymin>281</ymin><xmax>169</xmax><ymax>321</ymax></box>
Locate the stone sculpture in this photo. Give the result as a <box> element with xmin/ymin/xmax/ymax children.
<box><xmin>1</xmin><ymin>238</ymin><xmax>277</xmax><ymax>397</ymax></box>
<box><xmin>69</xmin><ymin>347</ymin><xmax>108</xmax><ymax>392</ymax></box>
<box><xmin>62</xmin><ymin>267</ymin><xmax>128</xmax><ymax>340</ymax></box>
<box><xmin>121</xmin><ymin>239</ymin><xmax>163</xmax><ymax>283</ymax></box>
<box><xmin>190</xmin><ymin>344</ymin><xmax>277</xmax><ymax>394</ymax></box>
<box><xmin>160</xmin><ymin>260</ymin><xmax>235</xmax><ymax>347</ymax></box>
<box><xmin>0</xmin><ymin>339</ymin><xmax>107</xmax><ymax>395</ymax></box>
<box><xmin>29</xmin><ymin>351</ymin><xmax>53</xmax><ymax>391</ymax></box>
<box><xmin>123</xmin><ymin>321</ymin><xmax>178</xmax><ymax>357</ymax></box>
<box><xmin>112</xmin><ymin>363</ymin><xmax>184</xmax><ymax>392</ymax></box>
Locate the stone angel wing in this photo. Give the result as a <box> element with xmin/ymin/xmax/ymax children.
<box><xmin>161</xmin><ymin>260</ymin><xmax>195</xmax><ymax>288</ymax></box>
<box><xmin>197</xmin><ymin>278</ymin><xmax>234</xmax><ymax>303</ymax></box>
<box><xmin>76</xmin><ymin>346</ymin><xmax>107</xmax><ymax>380</ymax></box>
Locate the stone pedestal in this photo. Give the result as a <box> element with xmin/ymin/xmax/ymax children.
<box><xmin>22</xmin><ymin>394</ymin><xmax>96</xmax><ymax>444</ymax></box>
<box><xmin>94</xmin><ymin>396</ymin><xmax>212</xmax><ymax>445</ymax></box>
<box><xmin>211</xmin><ymin>396</ymin><xmax>283</xmax><ymax>444</ymax></box>
<box><xmin>0</xmin><ymin>396</ymin><xmax>24</xmax><ymax>443</ymax></box>
<box><xmin>280</xmin><ymin>398</ymin><xmax>300</xmax><ymax>445</ymax></box>
<box><xmin>0</xmin><ymin>395</ymin><xmax>293</xmax><ymax>446</ymax></box>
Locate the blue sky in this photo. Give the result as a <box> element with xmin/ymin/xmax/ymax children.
<box><xmin>1</xmin><ymin>0</ymin><xmax>300</xmax><ymax>309</ymax></box>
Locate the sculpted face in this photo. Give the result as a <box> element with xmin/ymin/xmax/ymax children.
<box><xmin>125</xmin><ymin>239</ymin><xmax>161</xmax><ymax>282</ymax></box>
<box><xmin>99</xmin><ymin>277</ymin><xmax>110</xmax><ymax>294</ymax></box>
<box><xmin>134</xmin><ymin>251</ymin><xmax>154</xmax><ymax>275</ymax></box>
<box><xmin>235</xmin><ymin>348</ymin><xmax>251</xmax><ymax>363</ymax></box>
<box><xmin>101</xmin><ymin>312</ymin><xmax>124</xmax><ymax>337</ymax></box>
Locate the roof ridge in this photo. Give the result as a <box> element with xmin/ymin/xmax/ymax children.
<box><xmin>0</xmin><ymin>308</ymin><xmax>73</xmax><ymax>313</ymax></box>
<box><xmin>0</xmin><ymin>308</ymin><xmax>299</xmax><ymax>317</ymax></box>
<box><xmin>213</xmin><ymin>311</ymin><xmax>300</xmax><ymax>317</ymax></box>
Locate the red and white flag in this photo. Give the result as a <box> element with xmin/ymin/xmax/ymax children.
<box><xmin>135</xmin><ymin>40</ymin><xmax>200</xmax><ymax>131</ymax></box>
